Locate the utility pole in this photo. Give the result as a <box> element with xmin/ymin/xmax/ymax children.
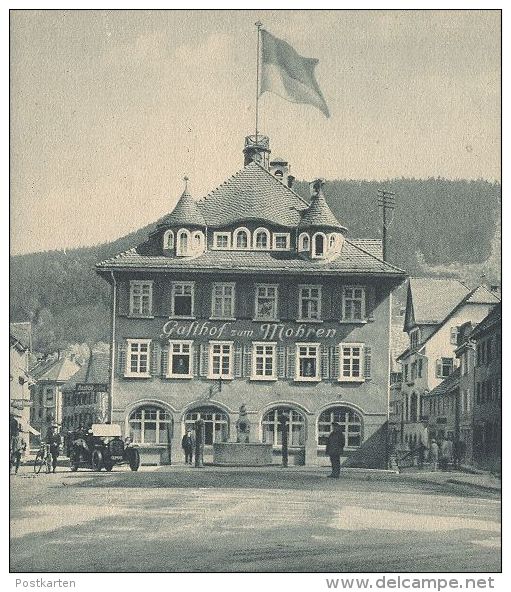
<box><xmin>377</xmin><ymin>189</ymin><xmax>396</xmax><ymax>261</ymax></box>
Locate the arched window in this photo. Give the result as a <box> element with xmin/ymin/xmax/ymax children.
<box><xmin>184</xmin><ymin>406</ymin><xmax>229</xmax><ymax>445</ymax></box>
<box><xmin>163</xmin><ymin>230</ymin><xmax>174</xmax><ymax>250</ymax></box>
<box><xmin>191</xmin><ymin>230</ymin><xmax>204</xmax><ymax>253</ymax></box>
<box><xmin>274</xmin><ymin>169</ymin><xmax>283</xmax><ymax>178</ymax></box>
<box><xmin>253</xmin><ymin>228</ymin><xmax>270</xmax><ymax>250</ymax></box>
<box><xmin>298</xmin><ymin>233</ymin><xmax>310</xmax><ymax>252</ymax></box>
<box><xmin>234</xmin><ymin>228</ymin><xmax>250</xmax><ymax>249</ymax></box>
<box><xmin>317</xmin><ymin>406</ymin><xmax>363</xmax><ymax>448</ymax></box>
<box><xmin>176</xmin><ymin>229</ymin><xmax>190</xmax><ymax>256</ymax></box>
<box><xmin>329</xmin><ymin>234</ymin><xmax>336</xmax><ymax>250</ymax></box>
<box><xmin>129</xmin><ymin>405</ymin><xmax>172</xmax><ymax>444</ymax></box>
<box><xmin>312</xmin><ymin>232</ymin><xmax>326</xmax><ymax>257</ymax></box>
<box><xmin>262</xmin><ymin>407</ymin><xmax>305</xmax><ymax>447</ymax></box>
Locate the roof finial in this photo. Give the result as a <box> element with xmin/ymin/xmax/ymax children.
<box><xmin>183</xmin><ymin>175</ymin><xmax>189</xmax><ymax>189</ymax></box>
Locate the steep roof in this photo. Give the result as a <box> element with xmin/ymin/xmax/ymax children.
<box><xmin>426</xmin><ymin>367</ymin><xmax>461</xmax><ymax>398</ymax></box>
<box><xmin>31</xmin><ymin>357</ymin><xmax>81</xmax><ymax>383</ymax></box>
<box><xmin>470</xmin><ymin>302</ymin><xmax>501</xmax><ymax>340</ymax></box>
<box><xmin>160</xmin><ymin>184</ymin><xmax>206</xmax><ymax>227</ymax></box>
<box><xmin>197</xmin><ymin>161</ymin><xmax>308</xmax><ymax>227</ymax></box>
<box><xmin>62</xmin><ymin>351</ymin><xmax>110</xmax><ymax>392</ymax></box>
<box><xmin>10</xmin><ymin>322</ymin><xmax>31</xmax><ymax>351</ymax></box>
<box><xmin>299</xmin><ymin>193</ymin><xmax>346</xmax><ymax>231</ymax></box>
<box><xmin>97</xmin><ymin>239</ymin><xmax>405</xmax><ymax>276</ymax></box>
<box><xmin>406</xmin><ymin>277</ymin><xmax>470</xmax><ymax>327</ymax></box>
<box><xmin>465</xmin><ymin>285</ymin><xmax>501</xmax><ymax>305</ymax></box>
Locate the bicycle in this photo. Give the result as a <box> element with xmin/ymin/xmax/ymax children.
<box><xmin>33</xmin><ymin>442</ymin><xmax>53</xmax><ymax>474</ymax></box>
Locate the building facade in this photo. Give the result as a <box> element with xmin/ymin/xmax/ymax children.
<box><xmin>62</xmin><ymin>349</ymin><xmax>111</xmax><ymax>432</ymax></box>
<box><xmin>30</xmin><ymin>356</ymin><xmax>81</xmax><ymax>440</ymax></box>
<box><xmin>97</xmin><ymin>136</ymin><xmax>406</xmax><ymax>467</ymax></box>
<box><xmin>10</xmin><ymin>322</ymin><xmax>35</xmax><ymax>440</ymax></box>
<box><xmin>397</xmin><ymin>279</ymin><xmax>500</xmax><ymax>447</ymax></box>
<box><xmin>470</xmin><ymin>304</ymin><xmax>501</xmax><ymax>471</ymax></box>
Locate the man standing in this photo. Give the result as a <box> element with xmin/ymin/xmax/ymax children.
<box><xmin>181</xmin><ymin>429</ymin><xmax>195</xmax><ymax>465</ymax></box>
<box><xmin>326</xmin><ymin>422</ymin><xmax>344</xmax><ymax>478</ymax></box>
<box><xmin>47</xmin><ymin>424</ymin><xmax>62</xmax><ymax>474</ymax></box>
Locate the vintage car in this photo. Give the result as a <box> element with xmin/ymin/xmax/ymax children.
<box><xmin>68</xmin><ymin>423</ymin><xmax>140</xmax><ymax>472</ymax></box>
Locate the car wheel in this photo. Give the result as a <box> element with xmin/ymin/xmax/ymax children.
<box><xmin>104</xmin><ymin>462</ymin><xmax>113</xmax><ymax>472</ymax></box>
<box><xmin>129</xmin><ymin>449</ymin><xmax>141</xmax><ymax>471</ymax></box>
<box><xmin>91</xmin><ymin>449</ymin><xmax>103</xmax><ymax>471</ymax></box>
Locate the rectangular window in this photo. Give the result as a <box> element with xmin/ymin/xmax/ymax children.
<box><xmin>436</xmin><ymin>357</ymin><xmax>453</xmax><ymax>378</ymax></box>
<box><xmin>213</xmin><ymin>232</ymin><xmax>231</xmax><ymax>249</ymax></box>
<box><xmin>209</xmin><ymin>342</ymin><xmax>233</xmax><ymax>379</ymax></box>
<box><xmin>45</xmin><ymin>387</ymin><xmax>53</xmax><ymax>404</ymax></box>
<box><xmin>254</xmin><ymin>284</ymin><xmax>278</xmax><ymax>320</ymax></box>
<box><xmin>298</xmin><ymin>285</ymin><xmax>321</xmax><ymax>320</ymax></box>
<box><xmin>211</xmin><ymin>283</ymin><xmax>235</xmax><ymax>319</ymax></box>
<box><xmin>295</xmin><ymin>343</ymin><xmax>320</xmax><ymax>381</ymax></box>
<box><xmin>167</xmin><ymin>341</ymin><xmax>193</xmax><ymax>378</ymax></box>
<box><xmin>410</xmin><ymin>328</ymin><xmax>420</xmax><ymax>349</ymax></box>
<box><xmin>252</xmin><ymin>342</ymin><xmax>276</xmax><ymax>380</ymax></box>
<box><xmin>126</xmin><ymin>339</ymin><xmax>151</xmax><ymax>377</ymax></box>
<box><xmin>403</xmin><ymin>363</ymin><xmax>408</xmax><ymax>382</ymax></box>
<box><xmin>273</xmin><ymin>233</ymin><xmax>290</xmax><ymax>250</ymax></box>
<box><xmin>129</xmin><ymin>281</ymin><xmax>153</xmax><ymax>317</ymax></box>
<box><xmin>411</xmin><ymin>361</ymin><xmax>417</xmax><ymax>381</ymax></box>
<box><xmin>418</xmin><ymin>358</ymin><xmax>423</xmax><ymax>378</ymax></box>
<box><xmin>342</xmin><ymin>286</ymin><xmax>366</xmax><ymax>321</ymax></box>
<box><xmin>171</xmin><ymin>282</ymin><xmax>194</xmax><ymax>317</ymax></box>
<box><xmin>450</xmin><ymin>326</ymin><xmax>459</xmax><ymax>345</ymax></box>
<box><xmin>339</xmin><ymin>343</ymin><xmax>365</xmax><ymax>382</ymax></box>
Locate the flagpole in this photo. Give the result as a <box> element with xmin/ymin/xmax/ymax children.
<box><xmin>255</xmin><ymin>21</ymin><xmax>262</xmax><ymax>143</ymax></box>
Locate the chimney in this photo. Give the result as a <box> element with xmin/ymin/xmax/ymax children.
<box><xmin>287</xmin><ymin>175</ymin><xmax>295</xmax><ymax>189</ymax></box>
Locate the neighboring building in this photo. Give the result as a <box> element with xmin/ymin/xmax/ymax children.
<box><xmin>62</xmin><ymin>349</ymin><xmax>111</xmax><ymax>432</ymax></box>
<box><xmin>30</xmin><ymin>355</ymin><xmax>81</xmax><ymax>440</ymax></box>
<box><xmin>423</xmin><ymin>367</ymin><xmax>460</xmax><ymax>444</ymax></box>
<box><xmin>470</xmin><ymin>303</ymin><xmax>501</xmax><ymax>471</ymax></box>
<box><xmin>388</xmin><ymin>320</ymin><xmax>409</xmax><ymax>444</ymax></box>
<box><xmin>96</xmin><ymin>135</ymin><xmax>406</xmax><ymax>467</ymax></box>
<box><xmin>397</xmin><ymin>278</ymin><xmax>500</xmax><ymax>447</ymax></box>
<box><xmin>10</xmin><ymin>322</ymin><xmax>36</xmax><ymax>438</ymax></box>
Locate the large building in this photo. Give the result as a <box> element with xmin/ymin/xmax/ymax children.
<box><xmin>10</xmin><ymin>322</ymin><xmax>36</xmax><ymax>439</ymax></box>
<box><xmin>96</xmin><ymin>136</ymin><xmax>406</xmax><ymax>467</ymax></box>
<box><xmin>396</xmin><ymin>278</ymin><xmax>500</xmax><ymax>447</ymax></box>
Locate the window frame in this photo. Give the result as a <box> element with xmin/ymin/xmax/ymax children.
<box><xmin>273</xmin><ymin>232</ymin><xmax>291</xmax><ymax>251</ymax></box>
<box><xmin>125</xmin><ymin>338</ymin><xmax>152</xmax><ymax>378</ymax></box>
<box><xmin>170</xmin><ymin>281</ymin><xmax>195</xmax><ymax>319</ymax></box>
<box><xmin>128</xmin><ymin>405</ymin><xmax>172</xmax><ymax>445</ymax></box>
<box><xmin>295</xmin><ymin>342</ymin><xmax>321</xmax><ymax>382</ymax></box>
<box><xmin>261</xmin><ymin>407</ymin><xmax>306</xmax><ymax>448</ymax></box>
<box><xmin>129</xmin><ymin>280</ymin><xmax>154</xmax><ymax>318</ymax></box>
<box><xmin>163</xmin><ymin>229</ymin><xmax>174</xmax><ymax>250</ymax></box>
<box><xmin>176</xmin><ymin>228</ymin><xmax>191</xmax><ymax>256</ymax></box>
<box><xmin>212</xmin><ymin>232</ymin><xmax>231</xmax><ymax>250</ymax></box>
<box><xmin>251</xmin><ymin>342</ymin><xmax>277</xmax><ymax>381</ymax></box>
<box><xmin>341</xmin><ymin>286</ymin><xmax>367</xmax><ymax>322</ymax></box>
<box><xmin>311</xmin><ymin>232</ymin><xmax>327</xmax><ymax>258</ymax></box>
<box><xmin>253</xmin><ymin>227</ymin><xmax>270</xmax><ymax>250</ymax></box>
<box><xmin>211</xmin><ymin>282</ymin><xmax>236</xmax><ymax>320</ymax></box>
<box><xmin>254</xmin><ymin>283</ymin><xmax>279</xmax><ymax>321</ymax></box>
<box><xmin>208</xmin><ymin>341</ymin><xmax>234</xmax><ymax>380</ymax></box>
<box><xmin>298</xmin><ymin>233</ymin><xmax>310</xmax><ymax>252</ymax></box>
<box><xmin>339</xmin><ymin>342</ymin><xmax>365</xmax><ymax>383</ymax></box>
<box><xmin>298</xmin><ymin>284</ymin><xmax>322</xmax><ymax>321</ymax></box>
<box><xmin>233</xmin><ymin>227</ymin><xmax>251</xmax><ymax>250</ymax></box>
<box><xmin>167</xmin><ymin>340</ymin><xmax>194</xmax><ymax>379</ymax></box>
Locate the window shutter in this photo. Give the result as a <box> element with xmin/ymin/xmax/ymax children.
<box><xmin>199</xmin><ymin>344</ymin><xmax>209</xmax><ymax>377</ymax></box>
<box><xmin>161</xmin><ymin>347</ymin><xmax>169</xmax><ymax>377</ymax></box>
<box><xmin>234</xmin><ymin>343</ymin><xmax>243</xmax><ymax>378</ymax></box>
<box><xmin>287</xmin><ymin>345</ymin><xmax>296</xmax><ymax>378</ymax></box>
<box><xmin>364</xmin><ymin>346</ymin><xmax>372</xmax><ymax>379</ymax></box>
<box><xmin>118</xmin><ymin>342</ymin><xmax>127</xmax><ymax>377</ymax></box>
<box><xmin>192</xmin><ymin>346</ymin><xmax>199</xmax><ymax>376</ymax></box>
<box><xmin>321</xmin><ymin>346</ymin><xmax>329</xmax><ymax>379</ymax></box>
<box><xmin>277</xmin><ymin>346</ymin><xmax>286</xmax><ymax>378</ymax></box>
<box><xmin>435</xmin><ymin>359</ymin><xmax>442</xmax><ymax>378</ymax></box>
<box><xmin>243</xmin><ymin>345</ymin><xmax>252</xmax><ymax>378</ymax></box>
<box><xmin>150</xmin><ymin>342</ymin><xmax>160</xmax><ymax>376</ymax></box>
<box><xmin>331</xmin><ymin>345</ymin><xmax>340</xmax><ymax>379</ymax></box>
<box><xmin>366</xmin><ymin>286</ymin><xmax>375</xmax><ymax>321</ymax></box>
<box><xmin>117</xmin><ymin>282</ymin><xmax>130</xmax><ymax>316</ymax></box>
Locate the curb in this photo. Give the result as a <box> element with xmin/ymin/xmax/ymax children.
<box><xmin>446</xmin><ymin>479</ymin><xmax>501</xmax><ymax>494</ymax></box>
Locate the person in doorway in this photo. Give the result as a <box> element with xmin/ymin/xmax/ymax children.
<box><xmin>47</xmin><ymin>425</ymin><xmax>62</xmax><ymax>473</ymax></box>
<box><xmin>326</xmin><ymin>422</ymin><xmax>344</xmax><ymax>478</ymax></box>
<box><xmin>181</xmin><ymin>429</ymin><xmax>195</xmax><ymax>465</ymax></box>
<box><xmin>429</xmin><ymin>439</ymin><xmax>439</xmax><ymax>471</ymax></box>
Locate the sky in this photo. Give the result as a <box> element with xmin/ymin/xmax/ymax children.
<box><xmin>10</xmin><ymin>9</ymin><xmax>501</xmax><ymax>255</ymax></box>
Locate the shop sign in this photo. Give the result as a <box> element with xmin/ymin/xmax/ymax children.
<box><xmin>160</xmin><ymin>319</ymin><xmax>338</xmax><ymax>343</ymax></box>
<box><xmin>76</xmin><ymin>383</ymin><xmax>108</xmax><ymax>393</ymax></box>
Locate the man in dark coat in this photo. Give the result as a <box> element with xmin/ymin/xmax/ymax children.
<box><xmin>326</xmin><ymin>422</ymin><xmax>344</xmax><ymax>478</ymax></box>
<box><xmin>181</xmin><ymin>429</ymin><xmax>195</xmax><ymax>465</ymax></box>
<box><xmin>47</xmin><ymin>425</ymin><xmax>62</xmax><ymax>473</ymax></box>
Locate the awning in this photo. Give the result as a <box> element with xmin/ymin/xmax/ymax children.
<box><xmin>13</xmin><ymin>417</ymin><xmax>40</xmax><ymax>436</ymax></box>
